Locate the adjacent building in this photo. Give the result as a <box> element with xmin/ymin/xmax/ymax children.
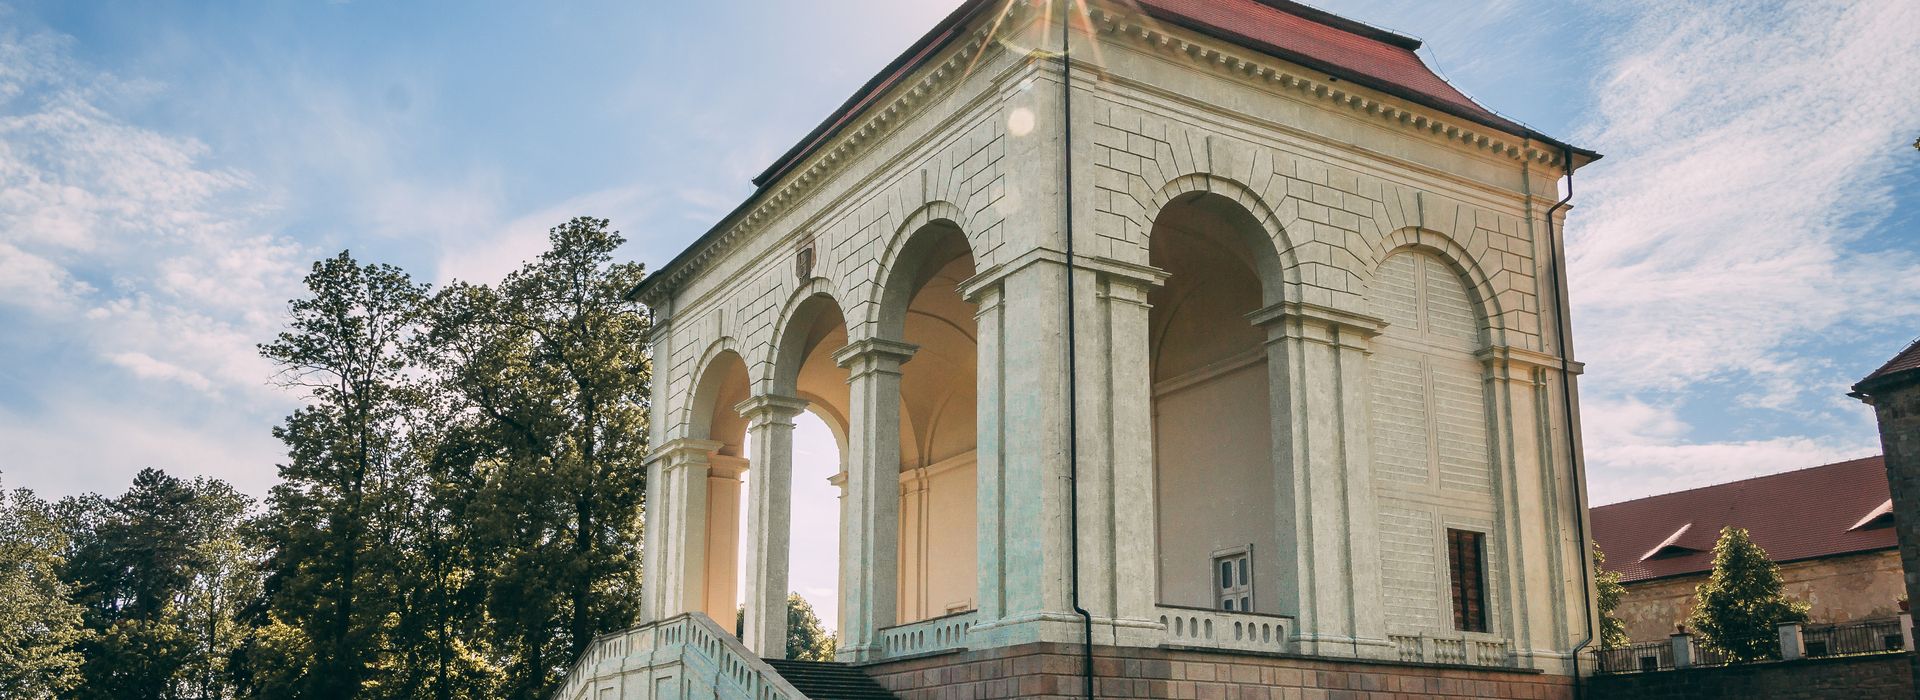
<box><xmin>1590</xmin><ymin>457</ymin><xmax>1904</xmax><ymax>644</ymax></box>
<box><xmin>559</xmin><ymin>1</ymin><xmax>1598</xmax><ymax>697</ymax></box>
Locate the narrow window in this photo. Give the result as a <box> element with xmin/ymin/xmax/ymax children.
<box><xmin>1213</xmin><ymin>547</ymin><xmax>1252</xmax><ymax>612</ymax></box>
<box><xmin>1447</xmin><ymin>529</ymin><xmax>1487</xmax><ymax>632</ymax></box>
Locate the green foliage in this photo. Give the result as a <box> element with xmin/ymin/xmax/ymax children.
<box><xmin>784</xmin><ymin>594</ymin><xmax>837</xmax><ymax>662</ymax></box>
<box><xmin>1687</xmin><ymin>526</ymin><xmax>1809</xmax><ymax>662</ymax></box>
<box><xmin>23</xmin><ymin>217</ymin><xmax>650</xmax><ymax>700</ymax></box>
<box><xmin>0</xmin><ymin>481</ymin><xmax>88</xmax><ymax>698</ymax></box>
<box><xmin>59</xmin><ymin>468</ymin><xmax>258</xmax><ymax>700</ymax></box>
<box><xmin>420</xmin><ymin>217</ymin><xmax>650</xmax><ymax>698</ymax></box>
<box><xmin>1593</xmin><ymin>544</ymin><xmax>1630</xmax><ymax>648</ymax></box>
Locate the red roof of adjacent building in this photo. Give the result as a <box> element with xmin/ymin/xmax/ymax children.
<box><xmin>1589</xmin><ymin>456</ymin><xmax>1896</xmax><ymax>583</ymax></box>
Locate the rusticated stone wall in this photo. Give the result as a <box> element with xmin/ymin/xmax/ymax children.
<box><xmin>861</xmin><ymin>642</ymin><xmax>1573</xmax><ymax>700</ymax></box>
<box><xmin>1614</xmin><ymin>549</ymin><xmax>1905</xmax><ymax>643</ymax></box>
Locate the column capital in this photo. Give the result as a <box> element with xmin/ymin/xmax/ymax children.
<box><xmin>649</xmin><ymin>438</ymin><xmax>726</xmax><ymax>469</ymax></box>
<box><xmin>735</xmin><ymin>393</ymin><xmax>810</xmax><ymax>424</ymax></box>
<box><xmin>707</xmin><ymin>454</ymin><xmax>751</xmax><ymax>480</ymax></box>
<box><xmin>1477</xmin><ymin>345</ymin><xmax>1582</xmax><ymax>376</ymax></box>
<box><xmin>1248</xmin><ymin>301</ymin><xmax>1384</xmax><ymax>347</ymax></box>
<box><xmin>834</xmin><ymin>337</ymin><xmax>919</xmax><ymax>375</ymax></box>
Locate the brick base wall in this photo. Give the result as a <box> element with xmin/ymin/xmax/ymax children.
<box><xmin>1588</xmin><ymin>653</ymin><xmax>1915</xmax><ymax>700</ymax></box>
<box><xmin>861</xmin><ymin>643</ymin><xmax>1573</xmax><ymax>699</ymax></box>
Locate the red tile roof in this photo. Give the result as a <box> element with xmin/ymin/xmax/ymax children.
<box><xmin>751</xmin><ymin>0</ymin><xmax>1591</xmax><ymax>188</ymax></box>
<box><xmin>639</xmin><ymin>0</ymin><xmax>1594</xmax><ymax>302</ymax></box>
<box><xmin>1856</xmin><ymin>337</ymin><xmax>1920</xmax><ymax>390</ymax></box>
<box><xmin>1128</xmin><ymin>0</ymin><xmax>1511</xmax><ymax>129</ymax></box>
<box><xmin>1589</xmin><ymin>456</ymin><xmax>1896</xmax><ymax>583</ymax></box>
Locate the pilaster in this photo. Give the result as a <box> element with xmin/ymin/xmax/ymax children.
<box><xmin>644</xmin><ymin>438</ymin><xmax>727</xmax><ymax>623</ymax></box>
<box><xmin>1251</xmin><ymin>300</ymin><xmax>1394</xmax><ymax>659</ymax></box>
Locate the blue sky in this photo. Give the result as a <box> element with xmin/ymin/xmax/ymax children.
<box><xmin>3</xmin><ymin>0</ymin><xmax>1918</xmax><ymax>627</ymax></box>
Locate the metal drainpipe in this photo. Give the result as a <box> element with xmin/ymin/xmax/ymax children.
<box><xmin>1059</xmin><ymin>2</ymin><xmax>1097</xmax><ymax>698</ymax></box>
<box><xmin>1543</xmin><ymin>146</ymin><xmax>1595</xmax><ymax>698</ymax></box>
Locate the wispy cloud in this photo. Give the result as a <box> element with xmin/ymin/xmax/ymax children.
<box><xmin>1571</xmin><ymin>0</ymin><xmax>1919</xmax><ymax>500</ymax></box>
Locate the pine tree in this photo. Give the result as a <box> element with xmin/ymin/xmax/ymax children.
<box><xmin>59</xmin><ymin>470</ymin><xmax>257</xmax><ymax>699</ymax></box>
<box><xmin>1687</xmin><ymin>526</ymin><xmax>1809</xmax><ymax>662</ymax></box>
<box><xmin>1593</xmin><ymin>544</ymin><xmax>1630</xmax><ymax>648</ymax></box>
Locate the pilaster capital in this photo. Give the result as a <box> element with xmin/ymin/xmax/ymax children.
<box><xmin>649</xmin><ymin>438</ymin><xmax>726</xmax><ymax>470</ymax></box>
<box><xmin>833</xmin><ymin>337</ymin><xmax>919</xmax><ymax>376</ymax></box>
<box><xmin>1477</xmin><ymin>345</ymin><xmax>1581</xmax><ymax>376</ymax></box>
<box><xmin>734</xmin><ymin>393</ymin><xmax>810</xmax><ymax>425</ymax></box>
<box><xmin>1248</xmin><ymin>301</ymin><xmax>1384</xmax><ymax>349</ymax></box>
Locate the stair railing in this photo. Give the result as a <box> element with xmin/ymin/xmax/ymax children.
<box><xmin>550</xmin><ymin>612</ymin><xmax>813</xmax><ymax>700</ymax></box>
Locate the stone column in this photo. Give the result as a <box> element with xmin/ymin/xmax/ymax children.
<box><xmin>737</xmin><ymin>394</ymin><xmax>809</xmax><ymax>658</ymax></box>
<box><xmin>644</xmin><ymin>438</ymin><xmax>725</xmax><ymax>622</ymax></box>
<box><xmin>702</xmin><ymin>455</ymin><xmax>749</xmax><ymax>627</ymax></box>
<box><xmin>1850</xmin><ymin>346</ymin><xmax>1920</xmax><ymax>687</ymax></box>
<box><xmin>1250</xmin><ymin>301</ymin><xmax>1392</xmax><ymax>659</ymax></box>
<box><xmin>834</xmin><ymin>338</ymin><xmax>917</xmax><ymax>661</ymax></box>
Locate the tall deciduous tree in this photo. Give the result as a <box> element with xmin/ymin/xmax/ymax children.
<box><xmin>421</xmin><ymin>217</ymin><xmax>650</xmax><ymax>699</ymax></box>
<box><xmin>0</xmin><ymin>480</ymin><xmax>87</xmax><ymax>698</ymax></box>
<box><xmin>256</xmin><ymin>251</ymin><xmax>428</xmax><ymax>698</ymax></box>
<box><xmin>1688</xmin><ymin>526</ymin><xmax>1809</xmax><ymax>662</ymax></box>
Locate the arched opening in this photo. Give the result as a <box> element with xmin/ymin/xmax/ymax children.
<box><xmin>772</xmin><ymin>294</ymin><xmax>853</xmax><ymax>643</ymax></box>
<box><xmin>688</xmin><ymin>350</ymin><xmax>751</xmax><ymax>627</ymax></box>
<box><xmin>880</xmin><ymin>221</ymin><xmax>979</xmax><ymax>623</ymax></box>
<box><xmin>1147</xmin><ymin>192</ymin><xmax>1281</xmax><ymax>614</ymax></box>
<box><xmin>1366</xmin><ymin>248</ymin><xmax>1498</xmax><ymax>635</ymax></box>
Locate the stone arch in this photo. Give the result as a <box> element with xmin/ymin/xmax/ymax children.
<box><xmin>1145</xmin><ymin>173</ymin><xmax>1296</xmax><ymax>300</ymax></box>
<box><xmin>1365</xmin><ymin>227</ymin><xmax>1505</xmax><ymax>335</ymax></box>
<box><xmin>767</xmin><ymin>278</ymin><xmax>850</xmax><ymax>398</ymax></box>
<box><xmin>871</xmin><ymin>200</ymin><xmax>976</xmax><ymax>340</ymax></box>
<box><xmin>686</xmin><ymin>339</ymin><xmax>750</xmax><ymax>453</ymax></box>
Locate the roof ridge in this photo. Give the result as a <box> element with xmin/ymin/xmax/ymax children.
<box><xmin>1593</xmin><ymin>454</ymin><xmax>1884</xmax><ymax>508</ymax></box>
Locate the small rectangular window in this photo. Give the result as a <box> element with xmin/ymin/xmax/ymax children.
<box><xmin>1447</xmin><ymin>529</ymin><xmax>1487</xmax><ymax>633</ymax></box>
<box><xmin>1212</xmin><ymin>546</ymin><xmax>1252</xmax><ymax>613</ymax></box>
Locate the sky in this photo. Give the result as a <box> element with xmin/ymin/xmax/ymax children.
<box><xmin>2</xmin><ymin>0</ymin><xmax>1918</xmax><ymax>630</ymax></box>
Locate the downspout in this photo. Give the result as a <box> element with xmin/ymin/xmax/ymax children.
<box><xmin>1059</xmin><ymin>3</ymin><xmax>1097</xmax><ymax>699</ymax></box>
<box><xmin>1543</xmin><ymin>146</ymin><xmax>1594</xmax><ymax>697</ymax></box>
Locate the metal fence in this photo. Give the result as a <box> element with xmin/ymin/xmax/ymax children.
<box><xmin>1596</xmin><ymin>618</ymin><xmax>1911</xmax><ymax>675</ymax></box>
<box><xmin>1596</xmin><ymin>640</ymin><xmax>1673</xmax><ymax>674</ymax></box>
<box><xmin>1804</xmin><ymin>618</ymin><xmax>1907</xmax><ymax>658</ymax></box>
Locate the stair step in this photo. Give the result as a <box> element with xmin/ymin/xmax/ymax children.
<box><xmin>762</xmin><ymin>659</ymin><xmax>899</xmax><ymax>700</ymax></box>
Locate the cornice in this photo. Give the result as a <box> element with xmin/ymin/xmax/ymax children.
<box><xmin>1086</xmin><ymin>7</ymin><xmax>1570</xmax><ymax>170</ymax></box>
<box><xmin>636</xmin><ymin>1</ymin><xmax>1036</xmax><ymax>308</ymax></box>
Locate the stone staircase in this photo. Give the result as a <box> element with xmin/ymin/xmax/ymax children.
<box><xmin>762</xmin><ymin>659</ymin><xmax>898</xmax><ymax>700</ymax></box>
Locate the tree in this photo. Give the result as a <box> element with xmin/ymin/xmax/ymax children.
<box><xmin>784</xmin><ymin>594</ymin><xmax>837</xmax><ymax>662</ymax></box>
<box><xmin>256</xmin><ymin>251</ymin><xmax>428</xmax><ymax>698</ymax></box>
<box><xmin>420</xmin><ymin>217</ymin><xmax>649</xmax><ymax>698</ymax></box>
<box><xmin>0</xmin><ymin>480</ymin><xmax>87</xmax><ymax>698</ymax></box>
<box><xmin>735</xmin><ymin>595</ymin><xmax>839</xmax><ymax>662</ymax></box>
<box><xmin>59</xmin><ymin>469</ymin><xmax>261</xmax><ymax>700</ymax></box>
<box><xmin>1687</xmin><ymin>526</ymin><xmax>1809</xmax><ymax>662</ymax></box>
<box><xmin>1593</xmin><ymin>544</ymin><xmax>1630</xmax><ymax>649</ymax></box>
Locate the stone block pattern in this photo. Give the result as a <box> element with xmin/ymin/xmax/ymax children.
<box><xmin>1587</xmin><ymin>653</ymin><xmax>1914</xmax><ymax>700</ymax></box>
<box><xmin>862</xmin><ymin>643</ymin><xmax>1573</xmax><ymax>700</ymax></box>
